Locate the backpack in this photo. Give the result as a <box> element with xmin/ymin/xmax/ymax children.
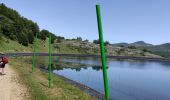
<box><xmin>2</xmin><ymin>57</ymin><xmax>8</xmax><ymax>64</ymax></box>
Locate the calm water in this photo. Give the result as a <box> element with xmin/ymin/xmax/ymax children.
<box><xmin>53</xmin><ymin>57</ymin><xmax>170</xmax><ymax>100</ymax></box>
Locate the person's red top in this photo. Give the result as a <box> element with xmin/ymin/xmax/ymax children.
<box><xmin>2</xmin><ymin>57</ymin><xmax>8</xmax><ymax>64</ymax></box>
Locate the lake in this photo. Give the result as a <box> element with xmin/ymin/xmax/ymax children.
<box><xmin>53</xmin><ymin>57</ymin><xmax>170</xmax><ymax>100</ymax></box>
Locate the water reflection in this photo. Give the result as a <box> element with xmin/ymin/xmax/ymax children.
<box><xmin>53</xmin><ymin>57</ymin><xmax>170</xmax><ymax>100</ymax></box>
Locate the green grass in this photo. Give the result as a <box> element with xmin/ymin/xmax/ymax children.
<box><xmin>55</xmin><ymin>43</ymin><xmax>80</xmax><ymax>54</ymax></box>
<box><xmin>10</xmin><ymin>57</ymin><xmax>96</xmax><ymax>100</ymax></box>
<box><xmin>55</xmin><ymin>42</ymin><xmax>100</xmax><ymax>54</ymax></box>
<box><xmin>0</xmin><ymin>36</ymin><xmax>57</xmax><ymax>54</ymax></box>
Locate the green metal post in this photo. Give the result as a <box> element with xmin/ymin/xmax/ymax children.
<box><xmin>20</xmin><ymin>44</ymin><xmax>23</xmax><ymax>64</ymax></box>
<box><xmin>8</xmin><ymin>44</ymin><xmax>10</xmax><ymax>58</ymax></box>
<box><xmin>96</xmin><ymin>5</ymin><xmax>110</xmax><ymax>100</ymax></box>
<box><xmin>32</xmin><ymin>33</ymin><xmax>38</xmax><ymax>72</ymax></box>
<box><xmin>48</xmin><ymin>35</ymin><xmax>52</xmax><ymax>88</ymax></box>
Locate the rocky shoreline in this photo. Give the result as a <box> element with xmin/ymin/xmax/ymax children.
<box><xmin>39</xmin><ymin>68</ymin><xmax>105</xmax><ymax>100</ymax></box>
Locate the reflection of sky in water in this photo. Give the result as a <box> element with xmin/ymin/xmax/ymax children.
<box><xmin>54</xmin><ymin>57</ymin><xmax>170</xmax><ymax>100</ymax></box>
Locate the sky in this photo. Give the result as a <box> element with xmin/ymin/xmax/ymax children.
<box><xmin>1</xmin><ymin>0</ymin><xmax>170</xmax><ymax>45</ymax></box>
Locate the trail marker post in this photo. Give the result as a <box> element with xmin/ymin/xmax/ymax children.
<box><xmin>8</xmin><ymin>44</ymin><xmax>10</xmax><ymax>58</ymax></box>
<box><xmin>96</xmin><ymin>5</ymin><xmax>110</xmax><ymax>100</ymax></box>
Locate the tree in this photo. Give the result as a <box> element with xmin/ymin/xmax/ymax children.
<box><xmin>17</xmin><ymin>33</ymin><xmax>28</xmax><ymax>46</ymax></box>
<box><xmin>119</xmin><ymin>45</ymin><xmax>124</xmax><ymax>47</ymax></box>
<box><xmin>39</xmin><ymin>30</ymin><xmax>47</xmax><ymax>40</ymax></box>
<box><xmin>128</xmin><ymin>45</ymin><xmax>136</xmax><ymax>49</ymax></box>
<box><xmin>51</xmin><ymin>34</ymin><xmax>56</xmax><ymax>44</ymax></box>
<box><xmin>104</xmin><ymin>41</ymin><xmax>110</xmax><ymax>46</ymax></box>
<box><xmin>40</xmin><ymin>29</ymin><xmax>57</xmax><ymax>43</ymax></box>
<box><xmin>0</xmin><ymin>4</ymin><xmax>60</xmax><ymax>45</ymax></box>
<box><xmin>0</xmin><ymin>25</ymin><xmax>2</xmax><ymax>42</ymax></box>
<box><xmin>93</xmin><ymin>39</ymin><xmax>100</xmax><ymax>44</ymax></box>
<box><xmin>57</xmin><ymin>36</ymin><xmax>65</xmax><ymax>40</ymax></box>
<box><xmin>57</xmin><ymin>38</ymin><xmax>61</xmax><ymax>43</ymax></box>
<box><xmin>77</xmin><ymin>37</ymin><xmax>82</xmax><ymax>41</ymax></box>
<box><xmin>142</xmin><ymin>48</ymin><xmax>148</xmax><ymax>52</ymax></box>
<box><xmin>27</xmin><ymin>32</ymin><xmax>34</xmax><ymax>44</ymax></box>
<box><xmin>83</xmin><ymin>39</ymin><xmax>89</xmax><ymax>42</ymax></box>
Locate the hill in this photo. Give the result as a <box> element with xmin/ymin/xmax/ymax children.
<box><xmin>130</xmin><ymin>41</ymin><xmax>153</xmax><ymax>47</ymax></box>
<box><xmin>111</xmin><ymin>43</ymin><xmax>129</xmax><ymax>47</ymax></box>
<box><xmin>156</xmin><ymin>43</ymin><xmax>170</xmax><ymax>49</ymax></box>
<box><xmin>143</xmin><ymin>43</ymin><xmax>170</xmax><ymax>58</ymax></box>
<box><xmin>0</xmin><ymin>3</ymin><xmax>58</xmax><ymax>46</ymax></box>
<box><xmin>112</xmin><ymin>41</ymin><xmax>153</xmax><ymax>47</ymax></box>
<box><xmin>54</xmin><ymin>39</ymin><xmax>161</xmax><ymax>58</ymax></box>
<box><xmin>0</xmin><ymin>3</ymin><xmax>163</xmax><ymax>58</ymax></box>
<box><xmin>112</xmin><ymin>41</ymin><xmax>170</xmax><ymax>58</ymax></box>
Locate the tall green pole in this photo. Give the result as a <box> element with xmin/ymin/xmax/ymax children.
<box><xmin>20</xmin><ymin>44</ymin><xmax>23</xmax><ymax>64</ymax></box>
<box><xmin>48</xmin><ymin>35</ymin><xmax>52</xmax><ymax>88</ymax></box>
<box><xmin>32</xmin><ymin>33</ymin><xmax>38</xmax><ymax>72</ymax></box>
<box><xmin>96</xmin><ymin>5</ymin><xmax>110</xmax><ymax>100</ymax></box>
<box><xmin>8</xmin><ymin>43</ymin><xmax>10</xmax><ymax>58</ymax></box>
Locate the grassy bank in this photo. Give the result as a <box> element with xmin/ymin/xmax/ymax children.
<box><xmin>9</xmin><ymin>57</ymin><xmax>96</xmax><ymax>100</ymax></box>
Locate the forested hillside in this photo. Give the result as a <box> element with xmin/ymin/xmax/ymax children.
<box><xmin>0</xmin><ymin>3</ymin><xmax>60</xmax><ymax>46</ymax></box>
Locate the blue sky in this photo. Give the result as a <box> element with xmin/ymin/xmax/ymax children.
<box><xmin>1</xmin><ymin>0</ymin><xmax>170</xmax><ymax>45</ymax></box>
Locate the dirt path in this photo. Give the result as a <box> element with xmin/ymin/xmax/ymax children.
<box><xmin>0</xmin><ymin>64</ymin><xmax>27</xmax><ymax>100</ymax></box>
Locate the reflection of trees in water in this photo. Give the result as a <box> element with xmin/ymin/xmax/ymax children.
<box><xmin>128</xmin><ymin>60</ymin><xmax>147</xmax><ymax>69</ymax></box>
<box><xmin>92</xmin><ymin>66</ymin><xmax>102</xmax><ymax>71</ymax></box>
<box><xmin>128</xmin><ymin>60</ymin><xmax>170</xmax><ymax>69</ymax></box>
<box><xmin>108</xmin><ymin>59</ymin><xmax>150</xmax><ymax>69</ymax></box>
<box><xmin>54</xmin><ymin>66</ymin><xmax>81</xmax><ymax>71</ymax></box>
<box><xmin>82</xmin><ymin>67</ymin><xmax>88</xmax><ymax>69</ymax></box>
<box><xmin>75</xmin><ymin>68</ymin><xmax>81</xmax><ymax>71</ymax></box>
<box><xmin>109</xmin><ymin>59</ymin><xmax>170</xmax><ymax>69</ymax></box>
<box><xmin>157</xmin><ymin>61</ymin><xmax>170</xmax><ymax>68</ymax></box>
<box><xmin>55</xmin><ymin>66</ymin><xmax>63</xmax><ymax>70</ymax></box>
<box><xmin>92</xmin><ymin>65</ymin><xmax>109</xmax><ymax>71</ymax></box>
<box><xmin>54</xmin><ymin>57</ymin><xmax>101</xmax><ymax>66</ymax></box>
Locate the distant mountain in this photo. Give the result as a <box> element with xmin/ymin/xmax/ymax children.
<box><xmin>136</xmin><ymin>43</ymin><xmax>170</xmax><ymax>58</ymax></box>
<box><xmin>155</xmin><ymin>43</ymin><xmax>170</xmax><ymax>49</ymax></box>
<box><xmin>112</xmin><ymin>41</ymin><xmax>153</xmax><ymax>47</ymax></box>
<box><xmin>112</xmin><ymin>41</ymin><xmax>170</xmax><ymax>58</ymax></box>
<box><xmin>130</xmin><ymin>41</ymin><xmax>153</xmax><ymax>47</ymax></box>
<box><xmin>112</xmin><ymin>43</ymin><xmax>129</xmax><ymax>47</ymax></box>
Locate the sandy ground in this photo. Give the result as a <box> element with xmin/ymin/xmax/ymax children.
<box><xmin>0</xmin><ymin>64</ymin><xmax>27</xmax><ymax>100</ymax></box>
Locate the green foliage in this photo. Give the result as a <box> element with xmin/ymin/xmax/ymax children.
<box><xmin>76</xmin><ymin>37</ymin><xmax>82</xmax><ymax>41</ymax></box>
<box><xmin>39</xmin><ymin>30</ymin><xmax>48</xmax><ymax>40</ymax></box>
<box><xmin>16</xmin><ymin>32</ymin><xmax>29</xmax><ymax>46</ymax></box>
<box><xmin>83</xmin><ymin>39</ymin><xmax>89</xmax><ymax>42</ymax></box>
<box><xmin>128</xmin><ymin>45</ymin><xmax>136</xmax><ymax>49</ymax></box>
<box><xmin>51</xmin><ymin>34</ymin><xmax>57</xmax><ymax>44</ymax></box>
<box><xmin>71</xmin><ymin>38</ymin><xmax>76</xmax><ymax>40</ymax></box>
<box><xmin>0</xmin><ymin>3</ymin><xmax>40</xmax><ymax>45</ymax></box>
<box><xmin>57</xmin><ymin>38</ymin><xmax>61</xmax><ymax>43</ymax></box>
<box><xmin>140</xmin><ymin>52</ymin><xmax>145</xmax><ymax>56</ymax></box>
<box><xmin>27</xmin><ymin>32</ymin><xmax>34</xmax><ymax>44</ymax></box>
<box><xmin>119</xmin><ymin>45</ymin><xmax>124</xmax><ymax>47</ymax></box>
<box><xmin>104</xmin><ymin>41</ymin><xmax>110</xmax><ymax>46</ymax></box>
<box><xmin>40</xmin><ymin>29</ymin><xmax>57</xmax><ymax>43</ymax></box>
<box><xmin>0</xmin><ymin>25</ymin><xmax>2</xmax><ymax>42</ymax></box>
<box><xmin>57</xmin><ymin>36</ymin><xmax>64</xmax><ymax>40</ymax></box>
<box><xmin>93</xmin><ymin>39</ymin><xmax>110</xmax><ymax>46</ymax></box>
<box><xmin>0</xmin><ymin>3</ymin><xmax>59</xmax><ymax>46</ymax></box>
<box><xmin>93</xmin><ymin>39</ymin><xmax>100</xmax><ymax>44</ymax></box>
<box><xmin>142</xmin><ymin>48</ymin><xmax>148</xmax><ymax>52</ymax></box>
